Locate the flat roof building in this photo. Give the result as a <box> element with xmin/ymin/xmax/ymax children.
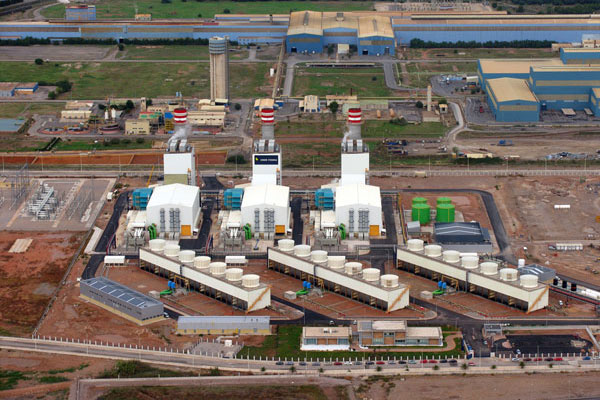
<box><xmin>434</xmin><ymin>222</ymin><xmax>493</xmax><ymax>253</ymax></box>
<box><xmin>300</xmin><ymin>95</ymin><xmax>320</xmax><ymax>113</ymax></box>
<box><xmin>125</xmin><ymin>119</ymin><xmax>150</xmax><ymax>135</ymax></box>
<box><xmin>357</xmin><ymin>320</ymin><xmax>443</xmax><ymax>347</ymax></box>
<box><xmin>146</xmin><ymin>183</ymin><xmax>200</xmax><ymax>236</ymax></box>
<box><xmin>301</xmin><ymin>326</ymin><xmax>351</xmax><ymax>351</ymax></box>
<box><xmin>176</xmin><ymin>316</ymin><xmax>270</xmax><ymax>335</ymax></box>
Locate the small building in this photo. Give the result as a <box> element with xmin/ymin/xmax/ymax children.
<box><xmin>357</xmin><ymin>320</ymin><xmax>443</xmax><ymax>347</ymax></box>
<box><xmin>14</xmin><ymin>82</ymin><xmax>38</xmax><ymax>94</ymax></box>
<box><xmin>125</xmin><ymin>119</ymin><xmax>150</xmax><ymax>135</ymax></box>
<box><xmin>66</xmin><ymin>5</ymin><xmax>96</xmax><ymax>21</ymax></box>
<box><xmin>240</xmin><ymin>183</ymin><xmax>290</xmax><ymax>235</ymax></box>
<box><xmin>176</xmin><ymin>316</ymin><xmax>270</xmax><ymax>335</ymax></box>
<box><xmin>0</xmin><ymin>82</ymin><xmax>16</xmax><ymax>97</ymax></box>
<box><xmin>485</xmin><ymin>78</ymin><xmax>540</xmax><ymax>122</ymax></box>
<box><xmin>135</xmin><ymin>13</ymin><xmax>152</xmax><ymax>21</ymax></box>
<box><xmin>146</xmin><ymin>183</ymin><xmax>200</xmax><ymax>236</ymax></box>
<box><xmin>254</xmin><ymin>98</ymin><xmax>277</xmax><ymax>111</ymax></box>
<box><xmin>301</xmin><ymin>326</ymin><xmax>351</xmax><ymax>351</ymax></box>
<box><xmin>79</xmin><ymin>277</ymin><xmax>164</xmax><ymax>325</ymax></box>
<box><xmin>300</xmin><ymin>95</ymin><xmax>320</xmax><ymax>113</ymax></box>
<box><xmin>64</xmin><ymin>101</ymin><xmax>93</xmax><ymax>110</ymax></box>
<box><xmin>147</xmin><ymin>105</ymin><xmax>168</xmax><ymax>115</ymax></box>
<box><xmin>0</xmin><ymin>118</ymin><xmax>26</xmax><ymax>133</ymax></box>
<box><xmin>335</xmin><ymin>183</ymin><xmax>382</xmax><ymax>237</ymax></box>
<box><xmin>61</xmin><ymin>110</ymin><xmax>92</xmax><ymax>120</ymax></box>
<box><xmin>434</xmin><ymin>222</ymin><xmax>493</xmax><ymax>253</ymax></box>
<box><xmin>187</xmin><ymin>111</ymin><xmax>225</xmax><ymax>127</ymax></box>
<box><xmin>326</xmin><ymin>94</ymin><xmax>358</xmax><ymax>107</ymax></box>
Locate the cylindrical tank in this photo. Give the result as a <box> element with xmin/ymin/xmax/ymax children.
<box><xmin>163</xmin><ymin>243</ymin><xmax>180</xmax><ymax>257</ymax></box>
<box><xmin>149</xmin><ymin>239</ymin><xmax>166</xmax><ymax>253</ymax></box>
<box><xmin>436</xmin><ymin>203</ymin><xmax>455</xmax><ymax>223</ymax></box>
<box><xmin>242</xmin><ymin>274</ymin><xmax>260</xmax><ymax>288</ymax></box>
<box><xmin>225</xmin><ymin>268</ymin><xmax>243</xmax><ymax>282</ymax></box>
<box><xmin>294</xmin><ymin>244</ymin><xmax>311</xmax><ymax>258</ymax></box>
<box><xmin>194</xmin><ymin>256</ymin><xmax>211</xmax><ymax>269</ymax></box>
<box><xmin>436</xmin><ymin>197</ymin><xmax>452</xmax><ymax>205</ymax></box>
<box><xmin>209</xmin><ymin>262</ymin><xmax>226</xmax><ymax>276</ymax></box>
<box><xmin>499</xmin><ymin>268</ymin><xmax>518</xmax><ymax>281</ymax></box>
<box><xmin>380</xmin><ymin>274</ymin><xmax>399</xmax><ymax>288</ymax></box>
<box><xmin>178</xmin><ymin>250</ymin><xmax>195</xmax><ymax>263</ymax></box>
<box><xmin>520</xmin><ymin>274</ymin><xmax>538</xmax><ymax>288</ymax></box>
<box><xmin>412</xmin><ymin>197</ymin><xmax>428</xmax><ymax>205</ymax></box>
<box><xmin>412</xmin><ymin>203</ymin><xmax>431</xmax><ymax>225</ymax></box>
<box><xmin>327</xmin><ymin>255</ymin><xmax>346</xmax><ymax>269</ymax></box>
<box><xmin>518</xmin><ymin>258</ymin><xmax>525</xmax><ymax>268</ymax></box>
<box><xmin>310</xmin><ymin>250</ymin><xmax>328</xmax><ymax>264</ymax></box>
<box><xmin>480</xmin><ymin>261</ymin><xmax>498</xmax><ymax>275</ymax></box>
<box><xmin>278</xmin><ymin>239</ymin><xmax>295</xmax><ymax>252</ymax></box>
<box><xmin>362</xmin><ymin>268</ymin><xmax>380</xmax><ymax>282</ymax></box>
<box><xmin>442</xmin><ymin>250</ymin><xmax>460</xmax><ymax>263</ymax></box>
<box><xmin>407</xmin><ymin>239</ymin><xmax>424</xmax><ymax>252</ymax></box>
<box><xmin>344</xmin><ymin>262</ymin><xmax>362</xmax><ymax>275</ymax></box>
<box><xmin>461</xmin><ymin>256</ymin><xmax>479</xmax><ymax>269</ymax></box>
<box><xmin>424</xmin><ymin>244</ymin><xmax>442</xmax><ymax>258</ymax></box>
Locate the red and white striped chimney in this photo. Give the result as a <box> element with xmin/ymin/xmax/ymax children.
<box><xmin>260</xmin><ymin>107</ymin><xmax>275</xmax><ymax>139</ymax></box>
<box><xmin>347</xmin><ymin>108</ymin><xmax>362</xmax><ymax>124</ymax></box>
<box><xmin>346</xmin><ymin>107</ymin><xmax>362</xmax><ymax>139</ymax></box>
<box><xmin>173</xmin><ymin>108</ymin><xmax>188</xmax><ymax>124</ymax></box>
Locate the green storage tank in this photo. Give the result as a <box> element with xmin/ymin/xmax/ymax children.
<box><xmin>412</xmin><ymin>203</ymin><xmax>431</xmax><ymax>225</ymax></box>
<box><xmin>436</xmin><ymin>203</ymin><xmax>455</xmax><ymax>223</ymax></box>
<box><xmin>412</xmin><ymin>197</ymin><xmax>428</xmax><ymax>206</ymax></box>
<box><xmin>437</xmin><ymin>197</ymin><xmax>452</xmax><ymax>205</ymax></box>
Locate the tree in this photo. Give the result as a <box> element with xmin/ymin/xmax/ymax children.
<box><xmin>197</xmin><ymin>13</ymin><xmax>202</xmax><ymax>18</ymax></box>
<box><xmin>223</xmin><ymin>8</ymin><xmax>231</xmax><ymax>14</ymax></box>
<box><xmin>519</xmin><ymin>361</ymin><xmax>525</xmax><ymax>369</ymax></box>
<box><xmin>234</xmin><ymin>103</ymin><xmax>241</xmax><ymax>111</ymax></box>
<box><xmin>517</xmin><ymin>5</ymin><xmax>524</xmax><ymax>13</ymax></box>
<box><xmin>118</xmin><ymin>43</ymin><xmax>124</xmax><ymax>51</ymax></box>
<box><xmin>327</xmin><ymin>44</ymin><xmax>334</xmax><ymax>56</ymax></box>
<box><xmin>371</xmin><ymin>76</ymin><xmax>377</xmax><ymax>81</ymax></box>
<box><xmin>289</xmin><ymin>366</ymin><xmax>296</xmax><ymax>373</ymax></box>
<box><xmin>415</xmin><ymin>100</ymin><xmax>423</xmax><ymax>109</ymax></box>
<box><xmin>55</xmin><ymin>80</ymin><xmax>72</xmax><ymax>94</ymax></box>
<box><xmin>328</xmin><ymin>101</ymin><xmax>339</xmax><ymax>115</ymax></box>
<box><xmin>376</xmin><ymin>366</ymin><xmax>382</xmax><ymax>372</ymax></box>
<box><xmin>125</xmin><ymin>100</ymin><xmax>135</xmax><ymax>110</ymax></box>
<box><xmin>438</xmin><ymin>98</ymin><xmax>447</xmax><ymax>105</ymax></box>
<box><xmin>34</xmin><ymin>58</ymin><xmax>43</xmax><ymax>65</ymax></box>
<box><xmin>461</xmin><ymin>363</ymin><xmax>468</xmax><ymax>370</ymax></box>
<box><xmin>47</xmin><ymin>91</ymin><xmax>56</xmax><ymax>100</ymax></box>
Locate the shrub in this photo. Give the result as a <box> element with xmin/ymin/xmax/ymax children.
<box><xmin>125</xmin><ymin>100</ymin><xmax>135</xmax><ymax>110</ymax></box>
<box><xmin>491</xmin><ymin>365</ymin><xmax>496</xmax><ymax>370</ymax></box>
<box><xmin>415</xmin><ymin>100</ymin><xmax>423</xmax><ymax>109</ymax></box>
<box><xmin>433</xmin><ymin>365</ymin><xmax>440</xmax><ymax>370</ymax></box>
<box><xmin>118</xmin><ymin>43</ymin><xmax>124</xmax><ymax>51</ymax></box>
<box><xmin>47</xmin><ymin>91</ymin><xmax>56</xmax><ymax>100</ymax></box>
<box><xmin>122</xmin><ymin>138</ymin><xmax>131</xmax><ymax>145</ymax></box>
<box><xmin>34</xmin><ymin>58</ymin><xmax>43</xmax><ymax>65</ymax></box>
<box><xmin>371</xmin><ymin>76</ymin><xmax>377</xmax><ymax>81</ymax></box>
<box><xmin>110</xmin><ymin>138</ymin><xmax>120</xmax><ymax>145</ymax></box>
<box><xmin>209</xmin><ymin>368</ymin><xmax>221</xmax><ymax>376</ymax></box>
<box><xmin>227</xmin><ymin>154</ymin><xmax>246</xmax><ymax>164</ymax></box>
<box><xmin>135</xmin><ymin>137</ymin><xmax>145</xmax><ymax>144</ymax></box>
<box><xmin>328</xmin><ymin>101</ymin><xmax>339</xmax><ymax>114</ymax></box>
<box><xmin>376</xmin><ymin>366</ymin><xmax>382</xmax><ymax>372</ymax></box>
<box><xmin>234</xmin><ymin>103</ymin><xmax>241</xmax><ymax>111</ymax></box>
<box><xmin>461</xmin><ymin>363</ymin><xmax>468</xmax><ymax>370</ymax></box>
<box><xmin>223</xmin><ymin>8</ymin><xmax>231</xmax><ymax>13</ymax></box>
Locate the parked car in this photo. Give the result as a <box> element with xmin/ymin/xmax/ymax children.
<box><xmin>312</xmin><ymin>362</ymin><xmax>321</xmax><ymax>366</ymax></box>
<box><xmin>554</xmin><ymin>357</ymin><xmax>563</xmax><ymax>361</ymax></box>
<box><xmin>299</xmin><ymin>361</ymin><xmax>306</xmax><ymax>366</ymax></box>
<box><xmin>545</xmin><ymin>358</ymin><xmax>554</xmax><ymax>362</ymax></box>
<box><xmin>420</xmin><ymin>360</ymin><xmax>428</xmax><ymax>364</ymax></box>
<box><xmin>343</xmin><ymin>361</ymin><xmax>353</xmax><ymax>365</ymax></box>
<box><xmin>365</xmin><ymin>361</ymin><xmax>375</xmax><ymax>365</ymax></box>
<box><xmin>376</xmin><ymin>361</ymin><xmax>385</xmax><ymax>365</ymax></box>
<box><xmin>511</xmin><ymin>358</ymin><xmax>520</xmax><ymax>362</ymax></box>
<box><xmin>399</xmin><ymin>360</ymin><xmax>407</xmax><ymax>365</ymax></box>
<box><xmin>285</xmin><ymin>361</ymin><xmax>294</xmax><ymax>366</ymax></box>
<box><xmin>533</xmin><ymin>357</ymin><xmax>543</xmax><ymax>362</ymax></box>
<box><xmin>429</xmin><ymin>360</ymin><xmax>438</xmax><ymax>364</ymax></box>
<box><xmin>468</xmin><ymin>361</ymin><xmax>476</xmax><ymax>366</ymax></box>
<box><xmin>388</xmin><ymin>360</ymin><xmax>396</xmax><ymax>365</ymax></box>
<box><xmin>333</xmin><ymin>361</ymin><xmax>343</xmax><ymax>366</ymax></box>
<box><xmin>275</xmin><ymin>361</ymin><xmax>284</xmax><ymax>365</ymax></box>
<box><xmin>583</xmin><ymin>356</ymin><xmax>592</xmax><ymax>361</ymax></box>
<box><xmin>524</xmin><ymin>358</ymin><xmax>532</xmax><ymax>362</ymax></box>
<box><xmin>354</xmin><ymin>361</ymin><xmax>362</xmax><ymax>365</ymax></box>
<box><xmin>408</xmin><ymin>360</ymin><xmax>417</xmax><ymax>365</ymax></box>
<box><xmin>449</xmin><ymin>359</ymin><xmax>458</xmax><ymax>365</ymax></box>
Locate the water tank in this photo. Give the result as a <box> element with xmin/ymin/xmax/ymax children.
<box><xmin>194</xmin><ymin>256</ymin><xmax>211</xmax><ymax>269</ymax></box>
<box><xmin>442</xmin><ymin>250</ymin><xmax>460</xmax><ymax>263</ymax></box>
<box><xmin>178</xmin><ymin>250</ymin><xmax>195</xmax><ymax>263</ymax></box>
<box><xmin>480</xmin><ymin>261</ymin><xmax>498</xmax><ymax>275</ymax></box>
<box><xmin>209</xmin><ymin>262</ymin><xmax>226</xmax><ymax>276</ymax></box>
<box><xmin>412</xmin><ymin>203</ymin><xmax>431</xmax><ymax>225</ymax></box>
<box><xmin>278</xmin><ymin>239</ymin><xmax>295</xmax><ymax>252</ymax></box>
<box><xmin>242</xmin><ymin>274</ymin><xmax>260</xmax><ymax>288</ymax></box>
<box><xmin>499</xmin><ymin>268</ymin><xmax>518</xmax><ymax>281</ymax></box>
<box><xmin>149</xmin><ymin>239</ymin><xmax>166</xmax><ymax>252</ymax></box>
<box><xmin>437</xmin><ymin>197</ymin><xmax>452</xmax><ymax>205</ymax></box>
<box><xmin>225</xmin><ymin>268</ymin><xmax>243</xmax><ymax>282</ymax></box>
<box><xmin>344</xmin><ymin>262</ymin><xmax>362</xmax><ymax>275</ymax></box>
<box><xmin>310</xmin><ymin>250</ymin><xmax>328</xmax><ymax>264</ymax></box>
<box><xmin>294</xmin><ymin>244</ymin><xmax>311</xmax><ymax>258</ymax></box>
<box><xmin>407</xmin><ymin>239</ymin><xmax>424</xmax><ymax>252</ymax></box>
<box><xmin>327</xmin><ymin>255</ymin><xmax>346</xmax><ymax>269</ymax></box>
<box><xmin>424</xmin><ymin>244</ymin><xmax>442</xmax><ymax>258</ymax></box>
<box><xmin>164</xmin><ymin>243</ymin><xmax>180</xmax><ymax>257</ymax></box>
<box><xmin>362</xmin><ymin>268</ymin><xmax>380</xmax><ymax>282</ymax></box>
<box><xmin>461</xmin><ymin>256</ymin><xmax>479</xmax><ymax>269</ymax></box>
<box><xmin>518</xmin><ymin>259</ymin><xmax>525</xmax><ymax>268</ymax></box>
<box><xmin>380</xmin><ymin>274</ymin><xmax>399</xmax><ymax>288</ymax></box>
<box><xmin>412</xmin><ymin>197</ymin><xmax>428</xmax><ymax>206</ymax></box>
<box><xmin>436</xmin><ymin>203</ymin><xmax>456</xmax><ymax>223</ymax></box>
<box><xmin>520</xmin><ymin>274</ymin><xmax>539</xmax><ymax>288</ymax></box>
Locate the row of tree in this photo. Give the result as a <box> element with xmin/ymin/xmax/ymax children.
<box><xmin>0</xmin><ymin>37</ymin><xmax>243</xmax><ymax>46</ymax></box>
<box><xmin>0</xmin><ymin>0</ymin><xmax>23</xmax><ymax>7</ymax></box>
<box><xmin>409</xmin><ymin>38</ymin><xmax>554</xmax><ymax>49</ymax></box>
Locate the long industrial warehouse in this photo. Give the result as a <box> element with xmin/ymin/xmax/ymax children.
<box><xmin>396</xmin><ymin>239</ymin><xmax>549</xmax><ymax>313</ymax></box>
<box><xmin>139</xmin><ymin>240</ymin><xmax>271</xmax><ymax>312</ymax></box>
<box><xmin>268</xmin><ymin>241</ymin><xmax>409</xmax><ymax>312</ymax></box>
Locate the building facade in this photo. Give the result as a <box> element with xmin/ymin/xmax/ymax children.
<box><xmin>301</xmin><ymin>326</ymin><xmax>351</xmax><ymax>351</ymax></box>
<box><xmin>357</xmin><ymin>320</ymin><xmax>443</xmax><ymax>347</ymax></box>
<box><xmin>176</xmin><ymin>316</ymin><xmax>270</xmax><ymax>335</ymax></box>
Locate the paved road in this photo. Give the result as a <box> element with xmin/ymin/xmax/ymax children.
<box><xmin>383</xmin><ymin>62</ymin><xmax>401</xmax><ymax>90</ymax></box>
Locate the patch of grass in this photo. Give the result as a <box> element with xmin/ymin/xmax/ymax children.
<box><xmin>362</xmin><ymin>121</ymin><xmax>447</xmax><ymax>138</ymax></box>
<box><xmin>42</xmin><ymin>0</ymin><xmax>374</xmax><ymax>19</ymax></box>
<box><xmin>283</xmin><ymin>141</ymin><xmax>340</xmax><ymax>169</ymax></box>
<box><xmin>97</xmin><ymin>361</ymin><xmax>192</xmax><ymax>379</ymax></box>
<box><xmin>275</xmin><ymin>119</ymin><xmax>343</xmax><ymax>138</ymax></box>
<box><xmin>0</xmin><ymin>370</ymin><xmax>28</xmax><ymax>391</ymax></box>
<box><xmin>53</xmin><ymin>139</ymin><xmax>153</xmax><ymax>151</ymax></box>
<box><xmin>47</xmin><ymin>363</ymin><xmax>89</xmax><ymax>375</ymax></box>
<box><xmin>293</xmin><ymin>68</ymin><xmax>390</xmax><ymax>97</ymax></box>
<box><xmin>406</xmin><ymin>62</ymin><xmax>477</xmax><ymax>74</ymax></box>
<box><xmin>0</xmin><ymin>61</ymin><xmax>269</xmax><ymax>99</ymax></box>
<box><xmin>406</xmin><ymin>47</ymin><xmax>555</xmax><ymax>60</ymax></box>
<box><xmin>0</xmin><ymin>137</ymin><xmax>47</xmax><ymax>152</ymax></box>
<box><xmin>38</xmin><ymin>375</ymin><xmax>69</xmax><ymax>384</ymax></box>
<box><xmin>122</xmin><ymin>45</ymin><xmax>248</xmax><ymax>61</ymax></box>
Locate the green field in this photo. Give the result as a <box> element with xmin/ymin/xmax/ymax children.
<box><xmin>0</xmin><ymin>61</ymin><xmax>270</xmax><ymax>99</ymax></box>
<box><xmin>54</xmin><ymin>138</ymin><xmax>153</xmax><ymax>151</ymax></box>
<box><xmin>41</xmin><ymin>0</ymin><xmax>374</xmax><ymax>19</ymax></box>
<box><xmin>406</xmin><ymin>62</ymin><xmax>477</xmax><ymax>74</ymax></box>
<box><xmin>293</xmin><ymin>68</ymin><xmax>391</xmax><ymax>97</ymax></box>
<box><xmin>275</xmin><ymin>120</ymin><xmax>343</xmax><ymax>138</ymax></box>
<box><xmin>406</xmin><ymin>47</ymin><xmax>556</xmax><ymax>60</ymax></box>
<box><xmin>283</xmin><ymin>141</ymin><xmax>340</xmax><ymax>169</ymax></box>
<box><xmin>363</xmin><ymin>121</ymin><xmax>447</xmax><ymax>138</ymax></box>
<box><xmin>0</xmin><ymin>102</ymin><xmax>63</xmax><ymax>118</ymax></box>
<box><xmin>119</xmin><ymin>45</ymin><xmax>248</xmax><ymax>60</ymax></box>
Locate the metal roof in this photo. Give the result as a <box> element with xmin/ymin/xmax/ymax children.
<box><xmin>82</xmin><ymin>277</ymin><xmax>162</xmax><ymax>309</ymax></box>
<box><xmin>177</xmin><ymin>316</ymin><xmax>270</xmax><ymax>330</ymax></box>
<box><xmin>478</xmin><ymin>58</ymin><xmax>562</xmax><ymax>75</ymax></box>
<box><xmin>146</xmin><ymin>183</ymin><xmax>199</xmax><ymax>209</ymax></box>
<box><xmin>518</xmin><ymin>264</ymin><xmax>556</xmax><ymax>282</ymax></box>
<box><xmin>322</xmin><ymin>13</ymin><xmax>358</xmax><ymax>31</ymax></box>
<box><xmin>335</xmin><ymin>183</ymin><xmax>381</xmax><ymax>208</ymax></box>
<box><xmin>486</xmin><ymin>78</ymin><xmax>538</xmax><ymax>103</ymax></box>
<box><xmin>434</xmin><ymin>222</ymin><xmax>490</xmax><ymax>244</ymax></box>
<box><xmin>241</xmin><ymin>183</ymin><xmax>289</xmax><ymax>208</ymax></box>
<box><xmin>358</xmin><ymin>15</ymin><xmax>394</xmax><ymax>38</ymax></box>
<box><xmin>288</xmin><ymin>10</ymin><xmax>322</xmax><ymax>36</ymax></box>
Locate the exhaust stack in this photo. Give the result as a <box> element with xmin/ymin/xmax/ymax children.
<box><xmin>346</xmin><ymin>108</ymin><xmax>362</xmax><ymax>140</ymax></box>
<box><xmin>260</xmin><ymin>107</ymin><xmax>275</xmax><ymax>139</ymax></box>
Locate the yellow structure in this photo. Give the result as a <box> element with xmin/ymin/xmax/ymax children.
<box><xmin>61</xmin><ymin>110</ymin><xmax>91</xmax><ymax>120</ymax></box>
<box><xmin>125</xmin><ymin>119</ymin><xmax>150</xmax><ymax>135</ymax></box>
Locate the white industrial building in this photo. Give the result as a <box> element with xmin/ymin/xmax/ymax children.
<box><xmin>163</xmin><ymin>144</ymin><xmax>195</xmax><ymax>185</ymax></box>
<box><xmin>397</xmin><ymin>239</ymin><xmax>549</xmax><ymax>313</ymax></box>
<box><xmin>335</xmin><ymin>183</ymin><xmax>382</xmax><ymax>237</ymax></box>
<box><xmin>146</xmin><ymin>183</ymin><xmax>200</xmax><ymax>236</ymax></box>
<box><xmin>241</xmin><ymin>183</ymin><xmax>290</xmax><ymax>235</ymax></box>
<box><xmin>140</xmin><ymin>244</ymin><xmax>271</xmax><ymax>312</ymax></box>
<box><xmin>268</xmin><ymin>243</ymin><xmax>409</xmax><ymax>312</ymax></box>
<box><xmin>251</xmin><ymin>139</ymin><xmax>281</xmax><ymax>186</ymax></box>
<box><xmin>340</xmin><ymin>139</ymin><xmax>369</xmax><ymax>186</ymax></box>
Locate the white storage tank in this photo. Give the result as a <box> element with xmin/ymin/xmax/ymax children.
<box><xmin>149</xmin><ymin>239</ymin><xmax>166</xmax><ymax>253</ymax></box>
<box><xmin>520</xmin><ymin>274</ymin><xmax>539</xmax><ymax>288</ymax></box>
<box><xmin>480</xmin><ymin>261</ymin><xmax>498</xmax><ymax>275</ymax></box>
<box><xmin>164</xmin><ymin>243</ymin><xmax>180</xmax><ymax>257</ymax></box>
<box><xmin>518</xmin><ymin>258</ymin><xmax>525</xmax><ymax>268</ymax></box>
<box><xmin>194</xmin><ymin>256</ymin><xmax>211</xmax><ymax>269</ymax></box>
<box><xmin>209</xmin><ymin>262</ymin><xmax>226</xmax><ymax>276</ymax></box>
<box><xmin>407</xmin><ymin>239</ymin><xmax>424</xmax><ymax>252</ymax></box>
<box><xmin>278</xmin><ymin>239</ymin><xmax>295</xmax><ymax>252</ymax></box>
<box><xmin>242</xmin><ymin>274</ymin><xmax>260</xmax><ymax>288</ymax></box>
<box><xmin>461</xmin><ymin>256</ymin><xmax>479</xmax><ymax>269</ymax></box>
<box><xmin>310</xmin><ymin>250</ymin><xmax>328</xmax><ymax>264</ymax></box>
<box><xmin>178</xmin><ymin>250</ymin><xmax>195</xmax><ymax>263</ymax></box>
<box><xmin>424</xmin><ymin>245</ymin><xmax>442</xmax><ymax>258</ymax></box>
<box><xmin>499</xmin><ymin>268</ymin><xmax>518</xmax><ymax>282</ymax></box>
<box><xmin>344</xmin><ymin>262</ymin><xmax>362</xmax><ymax>275</ymax></box>
<box><xmin>362</xmin><ymin>268</ymin><xmax>380</xmax><ymax>282</ymax></box>
<box><xmin>327</xmin><ymin>255</ymin><xmax>346</xmax><ymax>269</ymax></box>
<box><xmin>294</xmin><ymin>244</ymin><xmax>311</xmax><ymax>258</ymax></box>
<box><xmin>442</xmin><ymin>250</ymin><xmax>460</xmax><ymax>263</ymax></box>
<box><xmin>225</xmin><ymin>268</ymin><xmax>243</xmax><ymax>282</ymax></box>
<box><xmin>380</xmin><ymin>274</ymin><xmax>399</xmax><ymax>288</ymax></box>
